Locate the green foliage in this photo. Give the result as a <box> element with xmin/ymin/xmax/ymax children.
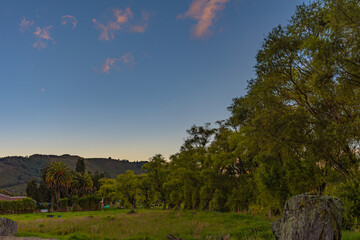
<box><xmin>42</xmin><ymin>161</ymin><xmax>73</xmax><ymax>212</ymax></box>
<box><xmin>0</xmin><ymin>198</ymin><xmax>36</xmax><ymax>214</ymax></box>
<box><xmin>26</xmin><ymin>178</ymin><xmax>39</xmax><ymax>202</ymax></box>
<box><xmin>117</xmin><ymin>170</ymin><xmax>140</xmax><ymax>208</ymax></box>
<box><xmin>0</xmin><ymin>154</ymin><xmax>146</xmax><ymax>195</ymax></box>
<box><xmin>78</xmin><ymin>195</ymin><xmax>101</xmax><ymax>211</ymax></box>
<box><xmin>326</xmin><ymin>176</ymin><xmax>360</xmax><ymax>230</ymax></box>
<box><xmin>75</xmin><ymin>158</ymin><xmax>86</xmax><ymax>173</ymax></box>
<box><xmin>60</xmin><ymin>198</ymin><xmax>69</xmax><ymax>212</ymax></box>
<box><xmin>71</xmin><ymin>172</ymin><xmax>93</xmax><ymax>197</ymax></box>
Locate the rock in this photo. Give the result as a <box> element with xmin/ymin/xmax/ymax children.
<box><xmin>0</xmin><ymin>218</ymin><xmax>17</xmax><ymax>236</ymax></box>
<box><xmin>272</xmin><ymin>194</ymin><xmax>344</xmax><ymax>240</ymax></box>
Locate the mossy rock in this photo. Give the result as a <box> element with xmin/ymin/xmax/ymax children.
<box><xmin>272</xmin><ymin>194</ymin><xmax>344</xmax><ymax>240</ymax></box>
<box><xmin>0</xmin><ymin>217</ymin><xmax>17</xmax><ymax>236</ymax></box>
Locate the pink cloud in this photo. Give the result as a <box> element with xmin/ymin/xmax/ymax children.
<box><xmin>93</xmin><ymin>19</ymin><xmax>112</xmax><ymax>41</ymax></box>
<box><xmin>102</xmin><ymin>57</ymin><xmax>117</xmax><ymax>74</ymax></box>
<box><xmin>130</xmin><ymin>11</ymin><xmax>150</xmax><ymax>33</ymax></box>
<box><xmin>178</xmin><ymin>0</ymin><xmax>229</xmax><ymax>38</ymax></box>
<box><xmin>114</xmin><ymin>8</ymin><xmax>133</xmax><ymax>23</ymax></box>
<box><xmin>130</xmin><ymin>24</ymin><xmax>147</xmax><ymax>33</ymax></box>
<box><xmin>19</xmin><ymin>17</ymin><xmax>34</xmax><ymax>32</ymax></box>
<box><xmin>33</xmin><ymin>26</ymin><xmax>55</xmax><ymax>49</ymax></box>
<box><xmin>120</xmin><ymin>52</ymin><xmax>135</xmax><ymax>65</ymax></box>
<box><xmin>101</xmin><ymin>52</ymin><xmax>135</xmax><ymax>74</ymax></box>
<box><xmin>93</xmin><ymin>8</ymin><xmax>149</xmax><ymax>40</ymax></box>
<box><xmin>61</xmin><ymin>15</ymin><xmax>78</xmax><ymax>28</ymax></box>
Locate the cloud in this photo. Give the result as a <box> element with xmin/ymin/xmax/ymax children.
<box><xmin>93</xmin><ymin>8</ymin><xmax>149</xmax><ymax>40</ymax></box>
<box><xmin>120</xmin><ymin>52</ymin><xmax>135</xmax><ymax>65</ymax></box>
<box><xmin>102</xmin><ymin>57</ymin><xmax>117</xmax><ymax>74</ymax></box>
<box><xmin>130</xmin><ymin>11</ymin><xmax>150</xmax><ymax>33</ymax></box>
<box><xmin>130</xmin><ymin>24</ymin><xmax>147</xmax><ymax>33</ymax></box>
<box><xmin>102</xmin><ymin>52</ymin><xmax>135</xmax><ymax>74</ymax></box>
<box><xmin>61</xmin><ymin>15</ymin><xmax>78</xmax><ymax>28</ymax></box>
<box><xmin>33</xmin><ymin>26</ymin><xmax>55</xmax><ymax>49</ymax></box>
<box><xmin>19</xmin><ymin>17</ymin><xmax>34</xmax><ymax>32</ymax></box>
<box><xmin>114</xmin><ymin>8</ymin><xmax>133</xmax><ymax>23</ymax></box>
<box><xmin>178</xmin><ymin>0</ymin><xmax>229</xmax><ymax>38</ymax></box>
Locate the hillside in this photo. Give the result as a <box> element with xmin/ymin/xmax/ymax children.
<box><xmin>0</xmin><ymin>154</ymin><xmax>147</xmax><ymax>195</ymax></box>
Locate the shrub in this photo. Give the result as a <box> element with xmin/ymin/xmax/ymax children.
<box><xmin>78</xmin><ymin>195</ymin><xmax>101</xmax><ymax>211</ymax></box>
<box><xmin>0</xmin><ymin>198</ymin><xmax>36</xmax><ymax>214</ymax></box>
<box><xmin>60</xmin><ymin>198</ymin><xmax>69</xmax><ymax>212</ymax></box>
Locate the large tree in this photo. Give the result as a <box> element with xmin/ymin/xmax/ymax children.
<box><xmin>142</xmin><ymin>154</ymin><xmax>168</xmax><ymax>209</ymax></box>
<box><xmin>233</xmin><ymin>0</ymin><xmax>360</xmax><ymax>212</ymax></box>
<box><xmin>42</xmin><ymin>161</ymin><xmax>72</xmax><ymax>212</ymax></box>
<box><xmin>71</xmin><ymin>172</ymin><xmax>93</xmax><ymax>197</ymax></box>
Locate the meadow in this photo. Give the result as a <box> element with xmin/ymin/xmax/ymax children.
<box><xmin>2</xmin><ymin>209</ymin><xmax>360</xmax><ymax>240</ymax></box>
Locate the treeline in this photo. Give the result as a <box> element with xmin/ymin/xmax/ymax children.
<box><xmin>25</xmin><ymin>159</ymin><xmax>110</xmax><ymax>212</ymax></box>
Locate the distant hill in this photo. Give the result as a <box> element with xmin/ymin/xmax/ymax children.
<box><xmin>0</xmin><ymin>154</ymin><xmax>148</xmax><ymax>195</ymax></box>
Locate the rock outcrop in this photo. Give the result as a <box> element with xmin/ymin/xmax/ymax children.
<box><xmin>0</xmin><ymin>218</ymin><xmax>17</xmax><ymax>236</ymax></box>
<box><xmin>272</xmin><ymin>194</ymin><xmax>344</xmax><ymax>240</ymax></box>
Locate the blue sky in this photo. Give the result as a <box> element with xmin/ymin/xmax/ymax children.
<box><xmin>0</xmin><ymin>0</ymin><xmax>304</xmax><ymax>161</ymax></box>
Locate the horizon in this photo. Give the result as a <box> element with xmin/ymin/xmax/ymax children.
<box><xmin>1</xmin><ymin>0</ymin><xmax>304</xmax><ymax>161</ymax></box>
<box><xmin>0</xmin><ymin>153</ymin><xmax>147</xmax><ymax>162</ymax></box>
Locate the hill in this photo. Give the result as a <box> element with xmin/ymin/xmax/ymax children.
<box><xmin>0</xmin><ymin>154</ymin><xmax>147</xmax><ymax>195</ymax></box>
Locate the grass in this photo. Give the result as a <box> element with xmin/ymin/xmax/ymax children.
<box><xmin>2</xmin><ymin>209</ymin><xmax>360</xmax><ymax>240</ymax></box>
<box><xmin>3</xmin><ymin>209</ymin><xmax>273</xmax><ymax>240</ymax></box>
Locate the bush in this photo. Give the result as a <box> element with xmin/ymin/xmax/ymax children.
<box><xmin>78</xmin><ymin>196</ymin><xmax>101</xmax><ymax>211</ymax></box>
<box><xmin>0</xmin><ymin>198</ymin><xmax>36</xmax><ymax>214</ymax></box>
<box><xmin>60</xmin><ymin>198</ymin><xmax>68</xmax><ymax>212</ymax></box>
<box><xmin>327</xmin><ymin>178</ymin><xmax>360</xmax><ymax>230</ymax></box>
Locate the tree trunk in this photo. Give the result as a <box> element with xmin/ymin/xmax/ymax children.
<box><xmin>50</xmin><ymin>193</ymin><xmax>55</xmax><ymax>212</ymax></box>
<box><xmin>56</xmin><ymin>191</ymin><xmax>61</xmax><ymax>212</ymax></box>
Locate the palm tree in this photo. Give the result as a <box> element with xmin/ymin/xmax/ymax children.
<box><xmin>71</xmin><ymin>172</ymin><xmax>94</xmax><ymax>197</ymax></box>
<box><xmin>42</xmin><ymin>161</ymin><xmax>72</xmax><ymax>212</ymax></box>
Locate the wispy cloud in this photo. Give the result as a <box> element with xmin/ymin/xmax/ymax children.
<box><xmin>93</xmin><ymin>8</ymin><xmax>150</xmax><ymax>40</ymax></box>
<box><xmin>19</xmin><ymin>17</ymin><xmax>34</xmax><ymax>32</ymax></box>
<box><xmin>178</xmin><ymin>0</ymin><xmax>229</xmax><ymax>38</ymax></box>
<box><xmin>130</xmin><ymin>11</ymin><xmax>150</xmax><ymax>33</ymax></box>
<box><xmin>61</xmin><ymin>15</ymin><xmax>78</xmax><ymax>28</ymax></box>
<box><xmin>102</xmin><ymin>52</ymin><xmax>135</xmax><ymax>74</ymax></box>
<box><xmin>102</xmin><ymin>57</ymin><xmax>117</xmax><ymax>74</ymax></box>
<box><xmin>33</xmin><ymin>26</ymin><xmax>55</xmax><ymax>49</ymax></box>
<box><xmin>120</xmin><ymin>52</ymin><xmax>135</xmax><ymax>65</ymax></box>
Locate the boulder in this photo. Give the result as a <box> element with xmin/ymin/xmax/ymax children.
<box><xmin>272</xmin><ymin>194</ymin><xmax>344</xmax><ymax>240</ymax></box>
<box><xmin>0</xmin><ymin>218</ymin><xmax>17</xmax><ymax>236</ymax></box>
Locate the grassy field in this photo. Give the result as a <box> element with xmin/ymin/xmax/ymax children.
<box><xmin>2</xmin><ymin>209</ymin><xmax>360</xmax><ymax>240</ymax></box>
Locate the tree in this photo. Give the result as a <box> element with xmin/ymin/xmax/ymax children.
<box><xmin>71</xmin><ymin>172</ymin><xmax>93</xmax><ymax>197</ymax></box>
<box><xmin>117</xmin><ymin>170</ymin><xmax>140</xmax><ymax>208</ymax></box>
<box><xmin>26</xmin><ymin>178</ymin><xmax>39</xmax><ymax>202</ymax></box>
<box><xmin>233</xmin><ymin>0</ymin><xmax>360</xmax><ymax>214</ymax></box>
<box><xmin>137</xmin><ymin>174</ymin><xmax>154</xmax><ymax>208</ymax></box>
<box><xmin>38</xmin><ymin>180</ymin><xmax>51</xmax><ymax>203</ymax></box>
<box><xmin>42</xmin><ymin>161</ymin><xmax>72</xmax><ymax>212</ymax></box>
<box><xmin>75</xmin><ymin>158</ymin><xmax>86</xmax><ymax>173</ymax></box>
<box><xmin>98</xmin><ymin>178</ymin><xmax>117</xmax><ymax>206</ymax></box>
<box><xmin>142</xmin><ymin>154</ymin><xmax>168</xmax><ymax>209</ymax></box>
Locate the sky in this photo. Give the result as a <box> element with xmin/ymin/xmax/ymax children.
<box><xmin>0</xmin><ymin>0</ymin><xmax>304</xmax><ymax>161</ymax></box>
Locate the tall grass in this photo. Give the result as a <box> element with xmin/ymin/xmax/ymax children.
<box><xmin>3</xmin><ymin>209</ymin><xmax>360</xmax><ymax>239</ymax></box>
<box><xmin>4</xmin><ymin>209</ymin><xmax>273</xmax><ymax>240</ymax></box>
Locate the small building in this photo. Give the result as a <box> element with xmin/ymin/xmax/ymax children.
<box><xmin>0</xmin><ymin>193</ymin><xmax>27</xmax><ymax>201</ymax></box>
